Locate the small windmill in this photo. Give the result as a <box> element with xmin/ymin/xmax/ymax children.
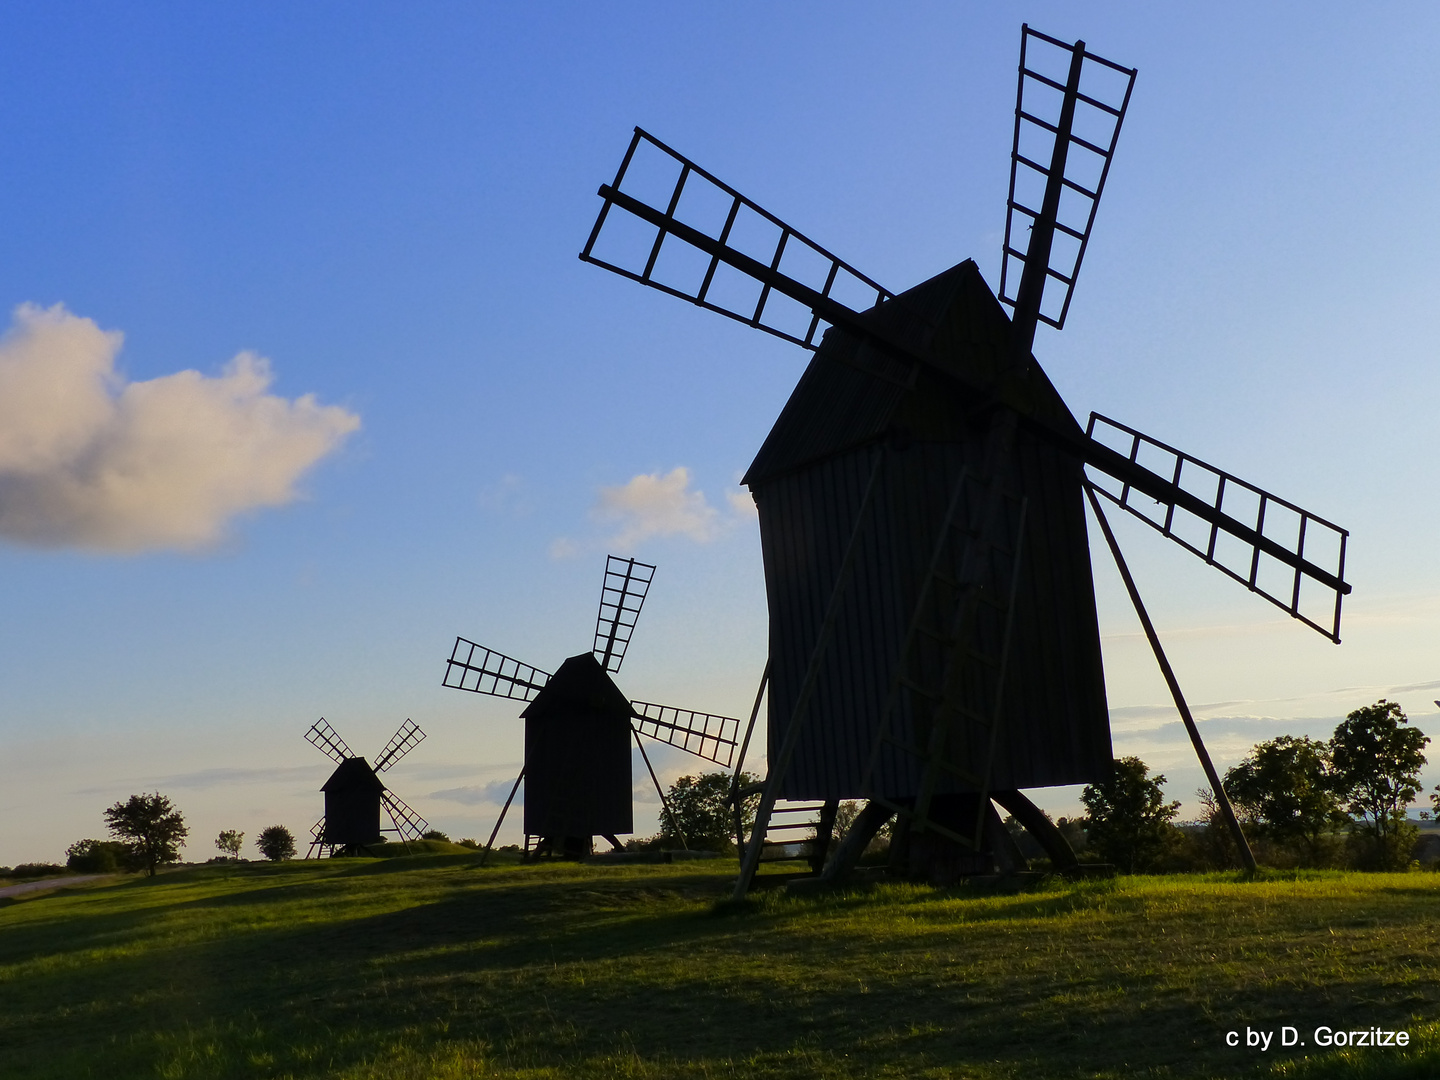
<box><xmin>444</xmin><ymin>555</ymin><xmax>743</xmax><ymax>858</ymax></box>
<box><xmin>304</xmin><ymin>718</ymin><xmax>430</xmax><ymax>858</ymax></box>
<box><xmin>579</xmin><ymin>25</ymin><xmax>1351</xmax><ymax>894</ymax></box>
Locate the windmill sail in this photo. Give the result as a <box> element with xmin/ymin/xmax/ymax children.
<box><xmin>443</xmin><ymin>639</ymin><xmax>550</xmax><ymax>701</ymax></box>
<box><xmin>1084</xmin><ymin>413</ymin><xmax>1349</xmax><ymax>641</ymax></box>
<box><xmin>305</xmin><ymin>718</ymin><xmax>353</xmax><ymax>763</ymax></box>
<box><xmin>381</xmin><ymin>791</ymin><xmax>429</xmax><ymax>840</ymax></box>
<box><xmin>581</xmin><ymin>127</ymin><xmax>895</xmax><ymax>351</ymax></box>
<box><xmin>578</xmin><ymin>125</ymin><xmax>1352</xmax><ymax>642</ymax></box>
<box><xmin>373</xmin><ymin>719</ymin><xmax>426</xmax><ymax>772</ymax></box>
<box><xmin>631</xmin><ymin>700</ymin><xmax>740</xmax><ymax>767</ymax></box>
<box><xmin>999</xmin><ymin>25</ymin><xmax>1136</xmax><ymax>334</ymax></box>
<box><xmin>593</xmin><ymin>555</ymin><xmax>656</xmax><ymax>673</ymax></box>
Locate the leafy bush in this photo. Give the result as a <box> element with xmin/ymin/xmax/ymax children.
<box><xmin>11</xmin><ymin>863</ymin><xmax>68</xmax><ymax>879</ymax></box>
<box><xmin>66</xmin><ymin>839</ymin><xmax>132</xmax><ymax>873</ymax></box>
<box><xmin>421</xmin><ymin>829</ymin><xmax>450</xmax><ymax>842</ymax></box>
<box><xmin>257</xmin><ymin>825</ymin><xmax>296</xmax><ymax>861</ymax></box>
<box><xmin>657</xmin><ymin>771</ymin><xmax>760</xmax><ymax>853</ymax></box>
<box><xmin>1081</xmin><ymin>757</ymin><xmax>1180</xmax><ymax>873</ymax></box>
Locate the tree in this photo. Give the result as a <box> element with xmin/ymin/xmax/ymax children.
<box><xmin>103</xmin><ymin>793</ymin><xmax>188</xmax><ymax>877</ymax></box>
<box><xmin>1330</xmin><ymin>700</ymin><xmax>1428</xmax><ymax>869</ymax></box>
<box><xmin>421</xmin><ymin>829</ymin><xmax>450</xmax><ymax>842</ymax></box>
<box><xmin>215</xmin><ymin>830</ymin><xmax>244</xmax><ymax>860</ymax></box>
<box><xmin>257</xmin><ymin>825</ymin><xmax>296</xmax><ymax>862</ymax></box>
<box><xmin>660</xmin><ymin>771</ymin><xmax>759</xmax><ymax>852</ymax></box>
<box><xmin>1223</xmin><ymin>735</ymin><xmax>1344</xmax><ymax>866</ymax></box>
<box><xmin>832</xmin><ymin>800</ymin><xmax>863</xmax><ymax>840</ymax></box>
<box><xmin>1080</xmin><ymin>757</ymin><xmax>1180</xmax><ymax>873</ymax></box>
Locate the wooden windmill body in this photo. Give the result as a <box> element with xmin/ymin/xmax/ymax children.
<box><xmin>745</xmin><ymin>260</ymin><xmax>1110</xmax><ymax>803</ymax></box>
<box><xmin>320</xmin><ymin>757</ymin><xmax>387</xmax><ymax>848</ymax></box>
<box><xmin>578</xmin><ymin>26</ymin><xmax>1353</xmax><ymax>892</ymax></box>
<box><xmin>520</xmin><ymin>653</ymin><xmax>636</xmax><ymax>847</ymax></box>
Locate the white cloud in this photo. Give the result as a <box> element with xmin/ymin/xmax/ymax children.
<box><xmin>593</xmin><ymin>466</ymin><xmax>720</xmax><ymax>550</ymax></box>
<box><xmin>727</xmin><ymin>490</ymin><xmax>757</xmax><ymax>518</ymax></box>
<box><xmin>0</xmin><ymin>303</ymin><xmax>359</xmax><ymax>552</ymax></box>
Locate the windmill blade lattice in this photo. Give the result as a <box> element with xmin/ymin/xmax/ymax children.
<box><xmin>999</xmin><ymin>25</ymin><xmax>1137</xmax><ymax>332</ymax></box>
<box><xmin>444</xmin><ymin>639</ymin><xmax>551</xmax><ymax>701</ymax></box>
<box><xmin>305</xmin><ymin>718</ymin><xmax>354</xmax><ymax>763</ymax></box>
<box><xmin>381</xmin><ymin>791</ymin><xmax>429</xmax><ymax>840</ymax></box>
<box><xmin>581</xmin><ymin>127</ymin><xmax>895</xmax><ymax>351</ymax></box>
<box><xmin>373</xmin><ymin>719</ymin><xmax>426</xmax><ymax>772</ymax></box>
<box><xmin>593</xmin><ymin>556</ymin><xmax>656</xmax><ymax>673</ymax></box>
<box><xmin>631</xmin><ymin>700</ymin><xmax>740</xmax><ymax>767</ymax></box>
<box><xmin>1085</xmin><ymin>413</ymin><xmax>1350</xmax><ymax>641</ymax></box>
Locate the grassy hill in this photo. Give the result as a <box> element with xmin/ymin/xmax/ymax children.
<box><xmin>3</xmin><ymin>855</ymin><xmax>1439</xmax><ymax>1078</ymax></box>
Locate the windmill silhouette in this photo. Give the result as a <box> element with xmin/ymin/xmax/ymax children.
<box><xmin>579</xmin><ymin>25</ymin><xmax>1351</xmax><ymax>894</ymax></box>
<box><xmin>304</xmin><ymin>718</ymin><xmax>429</xmax><ymax>857</ymax></box>
<box><xmin>444</xmin><ymin>555</ymin><xmax>743</xmax><ymax>859</ymax></box>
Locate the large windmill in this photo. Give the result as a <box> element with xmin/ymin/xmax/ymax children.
<box><xmin>443</xmin><ymin>555</ymin><xmax>744</xmax><ymax>858</ymax></box>
<box><xmin>578</xmin><ymin>26</ymin><xmax>1351</xmax><ymax>894</ymax></box>
<box><xmin>305</xmin><ymin>718</ymin><xmax>430</xmax><ymax>857</ymax></box>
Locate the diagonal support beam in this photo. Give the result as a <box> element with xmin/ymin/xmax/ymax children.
<box><xmin>1084</xmin><ymin>481</ymin><xmax>1257</xmax><ymax>873</ymax></box>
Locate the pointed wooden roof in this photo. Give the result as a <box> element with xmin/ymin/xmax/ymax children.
<box><xmin>521</xmin><ymin>652</ymin><xmax>634</xmax><ymax>722</ymax></box>
<box><xmin>743</xmin><ymin>259</ymin><xmax>1082</xmax><ymax>486</ymax></box>
<box><xmin>321</xmin><ymin>757</ymin><xmax>385</xmax><ymax>793</ymax></box>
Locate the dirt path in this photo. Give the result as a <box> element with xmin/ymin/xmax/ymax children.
<box><xmin>0</xmin><ymin>874</ymin><xmax>116</xmax><ymax>899</ymax></box>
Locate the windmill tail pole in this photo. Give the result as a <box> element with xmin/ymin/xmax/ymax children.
<box><xmin>634</xmin><ymin>727</ymin><xmax>687</xmax><ymax>850</ymax></box>
<box><xmin>1083</xmin><ymin>481</ymin><xmax>1259</xmax><ymax>874</ymax></box>
<box><xmin>479</xmin><ymin>766</ymin><xmax>525</xmax><ymax>867</ymax></box>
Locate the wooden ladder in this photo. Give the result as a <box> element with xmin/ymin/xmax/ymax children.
<box><xmin>861</xmin><ymin>464</ymin><xmax>1027</xmax><ymax>851</ymax></box>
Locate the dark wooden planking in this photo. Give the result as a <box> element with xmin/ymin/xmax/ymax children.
<box><xmin>748</xmin><ymin>260</ymin><xmax>1111</xmax><ymax>800</ymax></box>
<box><xmin>321</xmin><ymin>758</ymin><xmax>386</xmax><ymax>847</ymax></box>
<box><xmin>520</xmin><ymin>653</ymin><xmax>635</xmax><ymax>839</ymax></box>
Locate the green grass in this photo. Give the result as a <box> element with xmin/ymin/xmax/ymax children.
<box><xmin>3</xmin><ymin>857</ymin><xmax>1440</xmax><ymax>1079</ymax></box>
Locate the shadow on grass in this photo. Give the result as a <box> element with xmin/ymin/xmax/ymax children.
<box><xmin>5</xmin><ymin>863</ymin><xmax>1440</xmax><ymax>1079</ymax></box>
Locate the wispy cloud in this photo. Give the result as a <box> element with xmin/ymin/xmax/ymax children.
<box><xmin>72</xmin><ymin>764</ymin><xmax>323</xmax><ymax>795</ymax></box>
<box><xmin>551</xmin><ymin>467</ymin><xmax>756</xmax><ymax>558</ymax></box>
<box><xmin>727</xmin><ymin>490</ymin><xmax>757</xmax><ymax>518</ymax></box>
<box><xmin>549</xmin><ymin>536</ymin><xmax>580</xmax><ymax>560</ymax></box>
<box><xmin>429</xmin><ymin>779</ymin><xmax>523</xmax><ymax>806</ymax></box>
<box><xmin>594</xmin><ymin>467</ymin><xmax>719</xmax><ymax>549</ymax></box>
<box><xmin>479</xmin><ymin>473</ymin><xmax>533</xmax><ymax>518</ymax></box>
<box><xmin>0</xmin><ymin>303</ymin><xmax>359</xmax><ymax>552</ymax></box>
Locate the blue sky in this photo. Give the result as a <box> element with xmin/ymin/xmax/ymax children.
<box><xmin>1</xmin><ymin>4</ymin><xmax>1438</xmax><ymax>865</ymax></box>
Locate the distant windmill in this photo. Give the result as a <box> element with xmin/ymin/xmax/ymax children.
<box><xmin>579</xmin><ymin>25</ymin><xmax>1351</xmax><ymax>894</ymax></box>
<box><xmin>304</xmin><ymin>718</ymin><xmax>429</xmax><ymax>857</ymax></box>
<box><xmin>444</xmin><ymin>555</ymin><xmax>744</xmax><ymax>858</ymax></box>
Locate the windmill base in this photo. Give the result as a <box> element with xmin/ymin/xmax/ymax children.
<box><xmin>527</xmin><ymin>834</ymin><xmax>627</xmax><ymax>860</ymax></box>
<box><xmin>886</xmin><ymin>794</ymin><xmax>1025</xmax><ymax>884</ymax></box>
<box><xmin>821</xmin><ymin>791</ymin><xmax>1080</xmax><ymax>885</ymax></box>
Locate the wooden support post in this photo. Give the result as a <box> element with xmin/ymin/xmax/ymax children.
<box><xmin>479</xmin><ymin>766</ymin><xmax>525</xmax><ymax>867</ymax></box>
<box><xmin>634</xmin><ymin>727</ymin><xmax>686</xmax><ymax>850</ymax></box>
<box><xmin>1084</xmin><ymin>482</ymin><xmax>1258</xmax><ymax>873</ymax></box>
<box><xmin>729</xmin><ymin>662</ymin><xmax>770</xmax><ymax>857</ymax></box>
